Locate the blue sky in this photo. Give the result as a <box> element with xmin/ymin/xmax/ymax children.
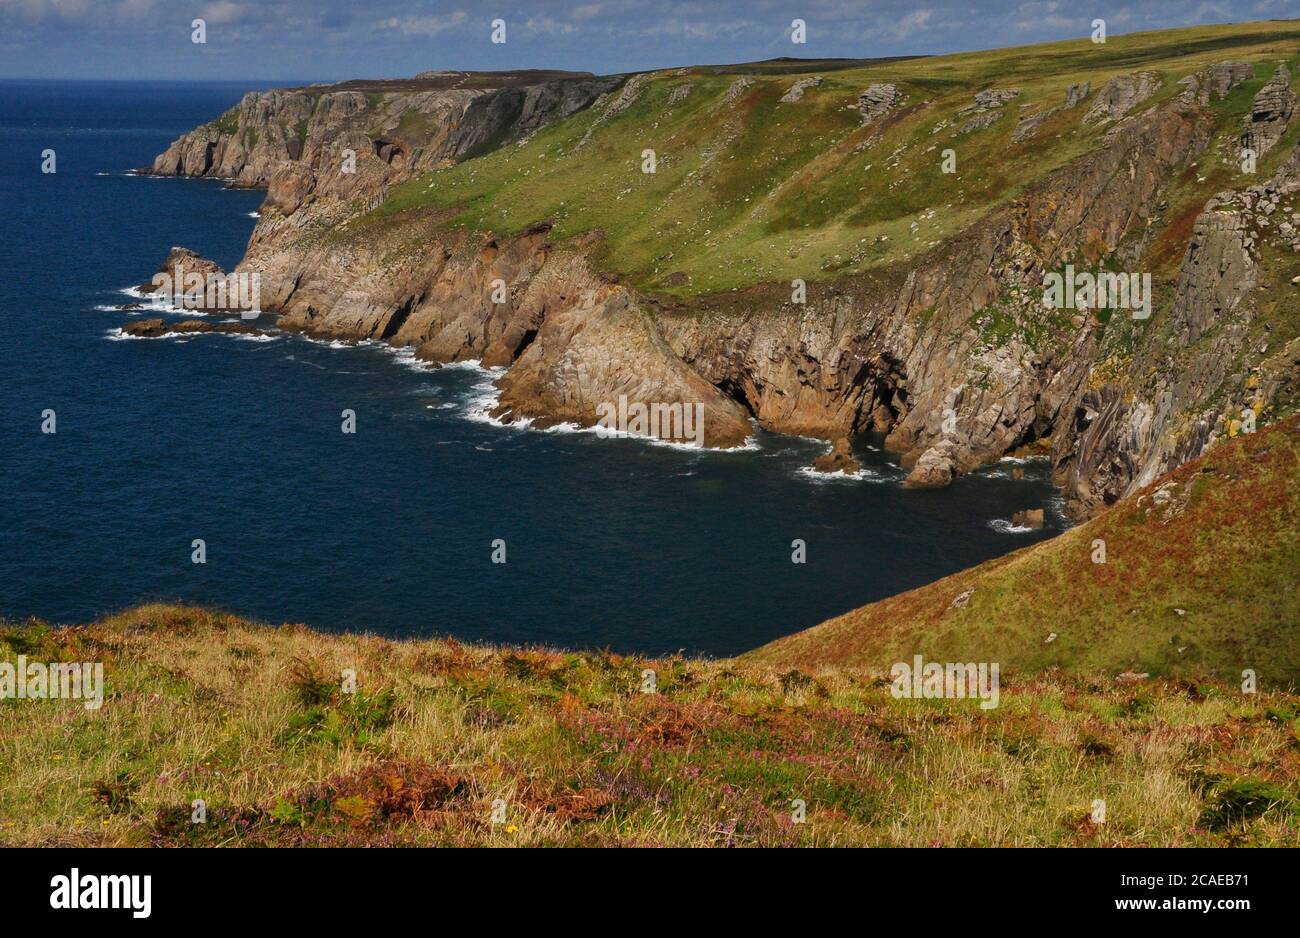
<box><xmin>0</xmin><ymin>0</ymin><xmax>1295</xmax><ymax>81</ymax></box>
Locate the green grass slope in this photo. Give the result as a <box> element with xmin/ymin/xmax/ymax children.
<box><xmin>368</xmin><ymin>21</ymin><xmax>1300</xmax><ymax>297</ymax></box>
<box><xmin>747</xmin><ymin>416</ymin><xmax>1300</xmax><ymax>685</ymax></box>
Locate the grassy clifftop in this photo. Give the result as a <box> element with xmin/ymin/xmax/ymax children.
<box><xmin>372</xmin><ymin>21</ymin><xmax>1300</xmax><ymax>297</ymax></box>
<box><xmin>748</xmin><ymin>416</ymin><xmax>1300</xmax><ymax>685</ymax></box>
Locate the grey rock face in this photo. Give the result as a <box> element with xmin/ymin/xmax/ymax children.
<box><xmin>1064</xmin><ymin>82</ymin><xmax>1091</xmax><ymax>109</ymax></box>
<box><xmin>780</xmin><ymin>76</ymin><xmax>823</xmax><ymax>103</ymax></box>
<box><xmin>962</xmin><ymin>88</ymin><xmax>1021</xmax><ymax>112</ymax></box>
<box><xmin>146</xmin><ymin>74</ymin><xmax>619</xmax><ymax>194</ymax></box>
<box><xmin>956</xmin><ymin>87</ymin><xmax>1020</xmax><ymax>133</ymax></box>
<box><xmin>1242</xmin><ymin>65</ymin><xmax>1295</xmax><ymax>158</ymax></box>
<box><xmin>1012</xmin><ymin>111</ymin><xmax>1045</xmax><ymax>142</ymax></box>
<box><xmin>1083</xmin><ymin>71</ymin><xmax>1161</xmax><ymax>124</ymax></box>
<box><xmin>1178</xmin><ymin>61</ymin><xmax>1252</xmax><ymax>105</ymax></box>
<box><xmin>857</xmin><ymin>83</ymin><xmax>904</xmax><ymax>124</ymax></box>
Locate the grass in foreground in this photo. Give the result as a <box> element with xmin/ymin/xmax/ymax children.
<box><xmin>1</xmin><ymin>602</ymin><xmax>1298</xmax><ymax>846</ymax></box>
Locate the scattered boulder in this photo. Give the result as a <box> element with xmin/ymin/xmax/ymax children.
<box><xmin>957</xmin><ymin>110</ymin><xmax>1003</xmax><ymax>135</ymax></box>
<box><xmin>956</xmin><ymin>87</ymin><xmax>1020</xmax><ymax>134</ymax></box>
<box><xmin>951</xmin><ymin>589</ymin><xmax>974</xmax><ymax>609</ymax></box>
<box><xmin>1083</xmin><ymin>71</ymin><xmax>1161</xmax><ymax>124</ymax></box>
<box><xmin>1014</xmin><ymin>83</ymin><xmax>1090</xmax><ymax>141</ymax></box>
<box><xmin>812</xmin><ymin>437</ymin><xmax>861</xmax><ymax>474</ymax></box>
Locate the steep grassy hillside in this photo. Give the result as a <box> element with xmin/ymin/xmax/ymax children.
<box><xmin>2</xmin><ymin>605</ymin><xmax>1298</xmax><ymax>847</ymax></box>
<box><xmin>748</xmin><ymin>416</ymin><xmax>1300</xmax><ymax>684</ymax></box>
<box><xmin>373</xmin><ymin>21</ymin><xmax>1300</xmax><ymax>297</ymax></box>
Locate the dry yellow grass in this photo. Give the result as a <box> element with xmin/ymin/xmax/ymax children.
<box><xmin>2</xmin><ymin>603</ymin><xmax>1298</xmax><ymax>846</ymax></box>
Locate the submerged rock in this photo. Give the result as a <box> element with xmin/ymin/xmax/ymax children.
<box><xmin>1010</xmin><ymin>508</ymin><xmax>1045</xmax><ymax>529</ymax></box>
<box><xmin>121</xmin><ymin>317</ymin><xmax>266</xmax><ymax>338</ymax></box>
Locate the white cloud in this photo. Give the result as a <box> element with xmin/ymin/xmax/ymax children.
<box><xmin>374</xmin><ymin>10</ymin><xmax>468</xmax><ymax>37</ymax></box>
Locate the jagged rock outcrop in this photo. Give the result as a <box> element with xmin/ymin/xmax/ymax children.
<box><xmin>962</xmin><ymin>88</ymin><xmax>1021</xmax><ymax>112</ymax></box>
<box><xmin>1064</xmin><ymin>82</ymin><xmax>1091</xmax><ymax>109</ymax></box>
<box><xmin>147</xmin><ymin>72</ymin><xmax>618</xmax><ymax>183</ymax></box>
<box><xmin>1242</xmin><ymin>64</ymin><xmax>1295</xmax><ymax>158</ymax></box>
<box><xmin>138</xmin><ymin>247</ymin><xmax>223</xmax><ymax>294</ymax></box>
<box><xmin>957</xmin><ymin>87</ymin><xmax>1020</xmax><ymax>134</ymax></box>
<box><xmin>1052</xmin><ymin>140</ymin><xmax>1300</xmax><ymax>514</ymax></box>
<box><xmin>1177</xmin><ymin>61</ymin><xmax>1252</xmax><ymax>105</ymax></box>
<box><xmin>144</xmin><ymin>71</ymin><xmax>621</xmax><ymax>233</ymax></box>
<box><xmin>1084</xmin><ymin>71</ymin><xmax>1161</xmax><ymax>124</ymax></box>
<box><xmin>780</xmin><ymin>76</ymin><xmax>822</xmax><ymax>103</ymax></box>
<box><xmin>857</xmin><ymin>83</ymin><xmax>904</xmax><ymax>124</ymax></box>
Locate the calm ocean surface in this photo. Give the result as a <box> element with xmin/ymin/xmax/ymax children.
<box><xmin>0</xmin><ymin>80</ymin><xmax>1066</xmax><ymax>656</ymax></box>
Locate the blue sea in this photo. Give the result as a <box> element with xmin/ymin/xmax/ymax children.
<box><xmin>0</xmin><ymin>80</ymin><xmax>1066</xmax><ymax>657</ymax></box>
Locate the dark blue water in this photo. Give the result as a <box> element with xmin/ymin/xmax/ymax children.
<box><xmin>0</xmin><ymin>80</ymin><xmax>1066</xmax><ymax>657</ymax></box>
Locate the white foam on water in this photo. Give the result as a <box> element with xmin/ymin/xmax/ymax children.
<box><xmin>988</xmin><ymin>518</ymin><xmax>1034</xmax><ymax>534</ymax></box>
<box><xmin>461</xmin><ymin>364</ymin><xmax>514</xmax><ymax>426</ymax></box>
<box><xmin>796</xmin><ymin>465</ymin><xmax>888</xmax><ymax>484</ymax></box>
<box><xmin>377</xmin><ymin>345</ymin><xmax>441</xmax><ymax>372</ymax></box>
<box><xmin>455</xmin><ymin>361</ymin><xmax>760</xmax><ymax>452</ymax></box>
<box><xmin>94</xmin><ymin>304</ymin><xmax>147</xmax><ymax>314</ymax></box>
<box><xmin>103</xmin><ymin>328</ymin><xmax>185</xmax><ymax>341</ymax></box>
<box><xmin>999</xmin><ymin>453</ymin><xmax>1049</xmax><ymax>465</ymax></box>
<box><xmin>117</xmin><ymin>284</ymin><xmax>216</xmax><ymax>316</ymax></box>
